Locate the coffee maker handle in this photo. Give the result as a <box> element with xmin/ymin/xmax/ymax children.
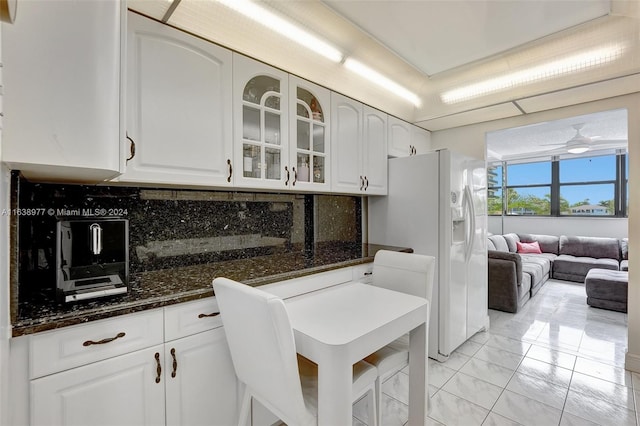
<box><xmin>90</xmin><ymin>223</ymin><xmax>103</xmax><ymax>255</ymax></box>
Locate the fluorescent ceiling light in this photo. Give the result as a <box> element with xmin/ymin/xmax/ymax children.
<box><xmin>441</xmin><ymin>44</ymin><xmax>627</xmax><ymax>104</ymax></box>
<box><xmin>344</xmin><ymin>58</ymin><xmax>422</xmax><ymax>107</ymax></box>
<box><xmin>216</xmin><ymin>0</ymin><xmax>343</xmax><ymax>63</ymax></box>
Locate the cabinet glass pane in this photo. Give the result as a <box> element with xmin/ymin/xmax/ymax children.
<box><xmin>265</xmin><ymin>95</ymin><xmax>280</xmax><ymax>110</ymax></box>
<box><xmin>264</xmin><ymin>112</ymin><xmax>281</xmax><ymax>145</ymax></box>
<box><xmin>243</xmin><ymin>144</ymin><xmax>261</xmax><ymax>178</ymax></box>
<box><xmin>242</xmin><ymin>106</ymin><xmax>260</xmax><ymax>141</ymax></box>
<box><xmin>244</xmin><ymin>76</ymin><xmax>280</xmax><ymax>105</ymax></box>
<box><xmin>297</xmin><ymin>154</ymin><xmax>310</xmax><ymax>182</ymax></box>
<box><xmin>297</xmin><ymin>102</ymin><xmax>309</xmax><ymax>118</ymax></box>
<box><xmin>297</xmin><ymin>119</ymin><xmax>310</xmax><ymax>150</ymax></box>
<box><xmin>313</xmin><ymin>125</ymin><xmax>325</xmax><ymax>153</ymax></box>
<box><xmin>265</xmin><ymin>147</ymin><xmax>281</xmax><ymax>180</ymax></box>
<box><xmin>313</xmin><ymin>156</ymin><xmax>325</xmax><ymax>183</ymax></box>
<box><xmin>297</xmin><ymin>87</ymin><xmax>323</xmax><ymax>122</ymax></box>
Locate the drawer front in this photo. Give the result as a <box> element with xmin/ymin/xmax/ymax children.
<box><xmin>164</xmin><ymin>297</ymin><xmax>222</xmax><ymax>342</ymax></box>
<box><xmin>30</xmin><ymin>309</ymin><xmax>164</xmax><ymax>379</ymax></box>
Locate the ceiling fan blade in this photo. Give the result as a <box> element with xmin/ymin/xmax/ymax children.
<box><xmin>538</xmin><ymin>141</ymin><xmax>569</xmax><ymax>146</ymax></box>
<box><xmin>592</xmin><ymin>139</ymin><xmax>627</xmax><ymax>145</ymax></box>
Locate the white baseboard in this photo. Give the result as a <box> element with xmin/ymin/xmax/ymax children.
<box><xmin>625</xmin><ymin>351</ymin><xmax>640</xmax><ymax>373</ymax></box>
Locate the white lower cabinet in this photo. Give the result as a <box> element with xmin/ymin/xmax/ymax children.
<box><xmin>165</xmin><ymin>328</ymin><xmax>237</xmax><ymax>426</ymax></box>
<box><xmin>27</xmin><ymin>303</ymin><xmax>238</xmax><ymax>426</ymax></box>
<box><xmin>31</xmin><ymin>345</ymin><xmax>166</xmax><ymax>426</ymax></box>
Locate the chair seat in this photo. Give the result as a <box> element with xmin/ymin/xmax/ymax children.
<box><xmin>298</xmin><ymin>355</ymin><xmax>378</xmax><ymax>416</ymax></box>
<box><xmin>365</xmin><ymin>334</ymin><xmax>409</xmax><ymax>379</ymax></box>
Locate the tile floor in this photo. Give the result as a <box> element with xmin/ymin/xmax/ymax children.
<box><xmin>352</xmin><ymin>279</ymin><xmax>636</xmax><ymax>426</ymax></box>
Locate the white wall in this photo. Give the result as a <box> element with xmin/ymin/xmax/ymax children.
<box><xmin>488</xmin><ymin>216</ymin><xmax>628</xmax><ymax>239</ymax></box>
<box><xmin>431</xmin><ymin>92</ymin><xmax>640</xmax><ymax>372</ymax></box>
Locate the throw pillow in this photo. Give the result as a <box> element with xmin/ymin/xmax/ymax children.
<box><xmin>517</xmin><ymin>241</ymin><xmax>542</xmax><ymax>254</ymax></box>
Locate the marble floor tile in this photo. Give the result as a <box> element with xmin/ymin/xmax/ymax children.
<box><xmin>425</xmin><ymin>416</ymin><xmax>446</xmax><ymax>426</ymax></box>
<box><xmin>428</xmin><ymin>360</ymin><xmax>457</xmax><ymax>388</ymax></box>
<box><xmin>353</xmin><ymin>417</ymin><xmax>367</xmax><ymax>426</ymax></box>
<box><xmin>441</xmin><ymin>351</ymin><xmax>471</xmax><ymax>371</ymax></box>
<box><xmin>459</xmin><ymin>358</ymin><xmax>515</xmax><ymax>388</ymax></box>
<box><xmin>573</xmin><ymin>356</ymin><xmax>632</xmax><ymax>387</ymax></box>
<box><xmin>382</xmin><ymin>371</ymin><xmax>409</xmax><ymax>405</ymax></box>
<box><xmin>568</xmin><ymin>371</ymin><xmax>635</xmax><ymax>410</ymax></box>
<box><xmin>632</xmin><ymin>372</ymin><xmax>640</xmax><ymax>390</ymax></box>
<box><xmin>536</xmin><ymin>325</ymin><xmax>583</xmax><ymax>350</ymax></box>
<box><xmin>492</xmin><ymin>390</ymin><xmax>562</xmax><ymax>426</ymax></box>
<box><xmin>473</xmin><ymin>345</ymin><xmax>525</xmax><ymax>370</ymax></box>
<box><xmin>516</xmin><ymin>357</ymin><xmax>573</xmax><ymax>388</ymax></box>
<box><xmin>505</xmin><ymin>371</ymin><xmax>568</xmax><ymax>410</ymax></box>
<box><xmin>563</xmin><ymin>389</ymin><xmax>636</xmax><ymax>426</ymax></box>
<box><xmin>558</xmin><ymin>412</ymin><xmax>601</xmax><ymax>426</ymax></box>
<box><xmin>485</xmin><ymin>335</ymin><xmax>531</xmax><ymax>356</ymax></box>
<box><xmin>525</xmin><ymin>344</ymin><xmax>577</xmax><ymax>370</ymax></box>
<box><xmin>482</xmin><ymin>412</ymin><xmax>524</xmax><ymax>426</ymax></box>
<box><xmin>455</xmin><ymin>339</ymin><xmax>484</xmax><ymax>357</ymax></box>
<box><xmin>470</xmin><ymin>330</ymin><xmax>492</xmax><ymax>345</ymax></box>
<box><xmin>428</xmin><ymin>390</ymin><xmax>489</xmax><ymax>426</ymax></box>
<box><xmin>354</xmin><ymin>392</ymin><xmax>408</xmax><ymax>426</ymax></box>
<box><xmin>442</xmin><ymin>371</ymin><xmax>503</xmax><ymax>410</ymax></box>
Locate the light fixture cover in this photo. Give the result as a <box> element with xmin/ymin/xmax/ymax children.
<box><xmin>344</xmin><ymin>58</ymin><xmax>422</xmax><ymax>106</ymax></box>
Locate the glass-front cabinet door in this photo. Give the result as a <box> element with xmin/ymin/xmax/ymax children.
<box><xmin>288</xmin><ymin>76</ymin><xmax>331</xmax><ymax>191</ymax></box>
<box><xmin>233</xmin><ymin>54</ymin><xmax>289</xmax><ymax>189</ymax></box>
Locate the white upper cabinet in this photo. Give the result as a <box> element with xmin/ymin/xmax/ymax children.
<box><xmin>233</xmin><ymin>54</ymin><xmax>290</xmax><ymax>190</ymax></box>
<box><xmin>331</xmin><ymin>93</ymin><xmax>387</xmax><ymax>195</ymax></box>
<box><xmin>410</xmin><ymin>124</ymin><xmax>432</xmax><ymax>156</ymax></box>
<box><xmin>119</xmin><ymin>13</ymin><xmax>233</xmax><ymax>187</ymax></box>
<box><xmin>1</xmin><ymin>0</ymin><xmax>124</xmax><ymax>183</ymax></box>
<box><xmin>288</xmin><ymin>76</ymin><xmax>331</xmax><ymax>192</ymax></box>
<box><xmin>387</xmin><ymin>116</ymin><xmax>413</xmax><ymax>158</ymax></box>
<box><xmin>388</xmin><ymin>116</ymin><xmax>432</xmax><ymax>157</ymax></box>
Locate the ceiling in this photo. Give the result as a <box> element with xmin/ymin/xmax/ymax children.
<box><xmin>486</xmin><ymin>108</ymin><xmax>628</xmax><ymax>162</ymax></box>
<box><xmin>323</xmin><ymin>0</ymin><xmax>611</xmax><ymax>76</ymax></box>
<box><xmin>129</xmin><ymin>0</ymin><xmax>640</xmax><ymax>137</ymax></box>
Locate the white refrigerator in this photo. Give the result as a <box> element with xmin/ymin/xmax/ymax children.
<box><xmin>368</xmin><ymin>149</ymin><xmax>489</xmax><ymax>361</ymax></box>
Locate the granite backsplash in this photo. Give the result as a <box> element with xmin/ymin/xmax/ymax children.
<box><xmin>11</xmin><ymin>172</ymin><xmax>363</xmax><ymax>326</ymax></box>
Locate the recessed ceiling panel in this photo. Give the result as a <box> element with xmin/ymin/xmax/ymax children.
<box><xmin>323</xmin><ymin>0</ymin><xmax>611</xmax><ymax>75</ymax></box>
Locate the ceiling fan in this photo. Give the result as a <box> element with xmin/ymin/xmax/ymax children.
<box><xmin>540</xmin><ymin>124</ymin><xmax>626</xmax><ymax>154</ymax></box>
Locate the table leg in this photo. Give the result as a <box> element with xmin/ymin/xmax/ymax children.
<box><xmin>317</xmin><ymin>356</ymin><xmax>352</xmax><ymax>426</ymax></box>
<box><xmin>408</xmin><ymin>322</ymin><xmax>427</xmax><ymax>425</ymax></box>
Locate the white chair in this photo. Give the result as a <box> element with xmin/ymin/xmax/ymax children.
<box><xmin>363</xmin><ymin>250</ymin><xmax>436</xmax><ymax>425</ymax></box>
<box><xmin>213</xmin><ymin>277</ymin><xmax>379</xmax><ymax>426</ymax></box>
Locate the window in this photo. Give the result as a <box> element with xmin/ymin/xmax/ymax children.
<box><xmin>488</xmin><ymin>153</ymin><xmax>628</xmax><ymax>217</ymax></box>
<box><xmin>505</xmin><ymin>161</ymin><xmax>551</xmax><ymax>215</ymax></box>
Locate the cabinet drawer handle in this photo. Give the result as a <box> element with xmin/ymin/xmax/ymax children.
<box><xmin>198</xmin><ymin>312</ymin><xmax>220</xmax><ymax>319</ymax></box>
<box><xmin>83</xmin><ymin>332</ymin><xmax>125</xmax><ymax>347</ymax></box>
<box><xmin>155</xmin><ymin>352</ymin><xmax>162</xmax><ymax>383</ymax></box>
<box><xmin>364</xmin><ymin>176</ymin><xmax>369</xmax><ymax>191</ymax></box>
<box><xmin>170</xmin><ymin>348</ymin><xmax>178</xmax><ymax>378</ymax></box>
<box><xmin>364</xmin><ymin>271</ymin><xmax>373</xmax><ymax>276</ymax></box>
<box><xmin>292</xmin><ymin>166</ymin><xmax>297</xmax><ymax>186</ymax></box>
<box><xmin>227</xmin><ymin>159</ymin><xmax>232</xmax><ymax>183</ymax></box>
<box><xmin>360</xmin><ymin>176</ymin><xmax>364</xmax><ymax>191</ymax></box>
<box><xmin>126</xmin><ymin>133</ymin><xmax>136</xmax><ymax>163</ymax></box>
<box><xmin>285</xmin><ymin>166</ymin><xmax>290</xmax><ymax>186</ymax></box>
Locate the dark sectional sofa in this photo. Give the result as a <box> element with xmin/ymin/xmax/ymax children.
<box><xmin>487</xmin><ymin>233</ymin><xmax>628</xmax><ymax>313</ymax></box>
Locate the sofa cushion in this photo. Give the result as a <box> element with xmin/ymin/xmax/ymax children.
<box><xmin>523</xmin><ymin>262</ymin><xmax>544</xmax><ymax>287</ymax></box>
<box><xmin>559</xmin><ymin>235</ymin><xmax>620</xmax><ymax>260</ymax></box>
<box><xmin>524</xmin><ymin>252</ymin><xmax>558</xmax><ymax>264</ymax></box>
<box><xmin>517</xmin><ymin>241</ymin><xmax>542</xmax><ymax>254</ymax></box>
<box><xmin>520</xmin><ymin>255</ymin><xmax>551</xmax><ymax>277</ymax></box>
<box><xmin>585</xmin><ymin>269</ymin><xmax>628</xmax><ymax>313</ymax></box>
<box><xmin>621</xmin><ymin>238</ymin><xmax>628</xmax><ymax>260</ymax></box>
<box><xmin>487</xmin><ymin>239</ymin><xmax>496</xmax><ymax>251</ymax></box>
<box><xmin>489</xmin><ymin>250</ymin><xmax>522</xmax><ymax>284</ymax></box>
<box><xmin>620</xmin><ymin>259</ymin><xmax>629</xmax><ymax>272</ymax></box>
<box><xmin>488</xmin><ymin>235</ymin><xmax>510</xmax><ymax>253</ymax></box>
<box><xmin>553</xmin><ymin>255</ymin><xmax>619</xmax><ymax>282</ymax></box>
<box><xmin>503</xmin><ymin>233</ymin><xmax>520</xmax><ymax>253</ymax></box>
<box><xmin>518</xmin><ymin>233</ymin><xmax>560</xmax><ymax>254</ymax></box>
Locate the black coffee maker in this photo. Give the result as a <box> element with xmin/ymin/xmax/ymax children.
<box><xmin>56</xmin><ymin>218</ymin><xmax>129</xmax><ymax>303</ymax></box>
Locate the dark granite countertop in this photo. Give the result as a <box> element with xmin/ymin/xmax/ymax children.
<box><xmin>13</xmin><ymin>244</ymin><xmax>411</xmax><ymax>337</ymax></box>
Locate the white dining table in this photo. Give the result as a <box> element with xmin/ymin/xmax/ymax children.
<box><xmin>285</xmin><ymin>281</ymin><xmax>429</xmax><ymax>426</ymax></box>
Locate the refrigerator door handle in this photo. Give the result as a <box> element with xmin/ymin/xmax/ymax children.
<box><xmin>464</xmin><ymin>185</ymin><xmax>476</xmax><ymax>262</ymax></box>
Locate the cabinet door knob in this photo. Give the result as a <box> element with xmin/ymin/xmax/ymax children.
<box><xmin>284</xmin><ymin>166</ymin><xmax>290</xmax><ymax>186</ymax></box>
<box><xmin>170</xmin><ymin>348</ymin><xmax>178</xmax><ymax>378</ymax></box>
<box><xmin>227</xmin><ymin>159</ymin><xmax>232</xmax><ymax>183</ymax></box>
<box><xmin>154</xmin><ymin>352</ymin><xmax>162</xmax><ymax>384</ymax></box>
<box><xmin>126</xmin><ymin>133</ymin><xmax>136</xmax><ymax>163</ymax></box>
<box><xmin>292</xmin><ymin>167</ymin><xmax>297</xmax><ymax>186</ymax></box>
<box><xmin>83</xmin><ymin>332</ymin><xmax>125</xmax><ymax>347</ymax></box>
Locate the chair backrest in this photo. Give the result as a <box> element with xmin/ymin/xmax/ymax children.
<box><xmin>371</xmin><ymin>250</ymin><xmax>436</xmax><ymax>302</ymax></box>
<box><xmin>213</xmin><ymin>277</ymin><xmax>314</xmax><ymax>426</ymax></box>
